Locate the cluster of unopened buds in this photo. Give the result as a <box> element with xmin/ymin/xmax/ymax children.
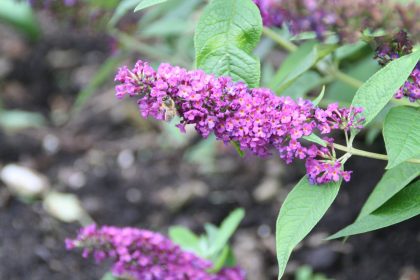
<box><xmin>375</xmin><ymin>31</ymin><xmax>419</xmax><ymax>102</ymax></box>
<box><xmin>115</xmin><ymin>60</ymin><xmax>364</xmax><ymax>184</ymax></box>
<box><xmin>66</xmin><ymin>225</ymin><xmax>245</xmax><ymax>280</ymax></box>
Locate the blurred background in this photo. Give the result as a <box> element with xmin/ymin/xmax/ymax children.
<box><xmin>0</xmin><ymin>1</ymin><xmax>418</xmax><ymax>279</ymax></box>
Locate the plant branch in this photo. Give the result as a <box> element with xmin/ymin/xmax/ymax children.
<box><xmin>262</xmin><ymin>27</ymin><xmax>364</xmax><ymax>89</ymax></box>
<box><xmin>262</xmin><ymin>27</ymin><xmax>297</xmax><ymax>52</ymax></box>
<box><xmin>333</xmin><ymin>143</ymin><xmax>420</xmax><ymax>164</ymax></box>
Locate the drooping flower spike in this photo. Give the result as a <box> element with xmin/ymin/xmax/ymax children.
<box><xmin>66</xmin><ymin>224</ymin><xmax>245</xmax><ymax>280</ymax></box>
<box><xmin>115</xmin><ymin>60</ymin><xmax>364</xmax><ymax>184</ymax></box>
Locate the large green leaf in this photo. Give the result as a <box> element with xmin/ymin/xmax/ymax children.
<box><xmin>357</xmin><ymin>162</ymin><xmax>420</xmax><ymax>219</ymax></box>
<box><xmin>328</xmin><ymin>180</ymin><xmax>420</xmax><ymax>239</ymax></box>
<box><xmin>351</xmin><ymin>50</ymin><xmax>420</xmax><ymax>126</ymax></box>
<box><xmin>135</xmin><ymin>0</ymin><xmax>170</xmax><ymax>12</ymax></box>
<box><xmin>383</xmin><ymin>106</ymin><xmax>420</xmax><ymax>169</ymax></box>
<box><xmin>276</xmin><ymin>177</ymin><xmax>340</xmax><ymax>279</ymax></box>
<box><xmin>194</xmin><ymin>0</ymin><xmax>262</xmax><ymax>87</ymax></box>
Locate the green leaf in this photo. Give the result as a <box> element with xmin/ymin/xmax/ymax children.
<box><xmin>276</xmin><ymin>177</ymin><xmax>340</xmax><ymax>279</ymax></box>
<box><xmin>204</xmin><ymin>223</ymin><xmax>220</xmax><ymax>245</ymax></box>
<box><xmin>0</xmin><ymin>110</ymin><xmax>45</xmax><ymax>130</ymax></box>
<box><xmin>208</xmin><ymin>245</ymin><xmax>233</xmax><ymax>273</ymax></box>
<box><xmin>302</xmin><ymin>133</ymin><xmax>327</xmax><ymax>147</ymax></box>
<box><xmin>383</xmin><ymin>106</ymin><xmax>420</xmax><ymax>169</ymax></box>
<box><xmin>325</xmin><ymin>55</ymin><xmax>379</xmax><ymax>106</ymax></box>
<box><xmin>275</xmin><ymin>43</ymin><xmax>337</xmax><ymax>94</ymax></box>
<box><xmin>357</xmin><ymin>162</ymin><xmax>420</xmax><ymax>220</ymax></box>
<box><xmin>312</xmin><ymin>86</ymin><xmax>325</xmax><ymax>106</ymax></box>
<box><xmin>207</xmin><ymin>208</ymin><xmax>245</xmax><ymax>256</ymax></box>
<box><xmin>0</xmin><ymin>0</ymin><xmax>40</xmax><ymax>41</ymax></box>
<box><xmin>135</xmin><ymin>0</ymin><xmax>170</xmax><ymax>11</ymax></box>
<box><xmin>109</xmin><ymin>0</ymin><xmax>139</xmax><ymax>26</ymax></box>
<box><xmin>100</xmin><ymin>272</ymin><xmax>118</xmax><ymax>280</ymax></box>
<box><xmin>281</xmin><ymin>71</ymin><xmax>322</xmax><ymax>100</ymax></box>
<box><xmin>268</xmin><ymin>41</ymin><xmax>316</xmax><ymax>91</ymax></box>
<box><xmin>194</xmin><ymin>0</ymin><xmax>262</xmax><ymax>87</ymax></box>
<box><xmin>328</xmin><ymin>180</ymin><xmax>420</xmax><ymax>239</ymax></box>
<box><xmin>169</xmin><ymin>226</ymin><xmax>200</xmax><ymax>253</ymax></box>
<box><xmin>231</xmin><ymin>141</ymin><xmax>245</xmax><ymax>157</ymax></box>
<box><xmin>73</xmin><ymin>54</ymin><xmax>124</xmax><ymax>111</ymax></box>
<box><xmin>351</xmin><ymin>50</ymin><xmax>420</xmax><ymax>126</ymax></box>
<box><xmin>140</xmin><ymin>18</ymin><xmax>189</xmax><ymax>37</ymax></box>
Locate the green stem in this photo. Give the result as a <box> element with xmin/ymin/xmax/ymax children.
<box><xmin>333</xmin><ymin>143</ymin><xmax>420</xmax><ymax>164</ymax></box>
<box><xmin>262</xmin><ymin>27</ymin><xmax>364</xmax><ymax>90</ymax></box>
<box><xmin>262</xmin><ymin>27</ymin><xmax>297</xmax><ymax>52</ymax></box>
<box><xmin>331</xmin><ymin>68</ymin><xmax>363</xmax><ymax>88</ymax></box>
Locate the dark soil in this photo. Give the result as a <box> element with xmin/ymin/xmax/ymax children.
<box><xmin>0</xmin><ymin>24</ymin><xmax>418</xmax><ymax>280</ymax></box>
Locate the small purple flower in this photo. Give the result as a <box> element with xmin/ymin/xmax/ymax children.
<box><xmin>67</xmin><ymin>225</ymin><xmax>245</xmax><ymax>280</ymax></box>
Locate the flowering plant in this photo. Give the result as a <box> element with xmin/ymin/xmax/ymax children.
<box><xmin>53</xmin><ymin>0</ymin><xmax>420</xmax><ymax>279</ymax></box>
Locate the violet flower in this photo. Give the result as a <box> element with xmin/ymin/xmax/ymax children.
<box><xmin>115</xmin><ymin>60</ymin><xmax>363</xmax><ymax>184</ymax></box>
<box><xmin>66</xmin><ymin>225</ymin><xmax>245</xmax><ymax>280</ymax></box>
<box><xmin>375</xmin><ymin>31</ymin><xmax>420</xmax><ymax>102</ymax></box>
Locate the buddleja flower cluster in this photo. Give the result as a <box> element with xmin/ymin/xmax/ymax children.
<box><xmin>375</xmin><ymin>31</ymin><xmax>419</xmax><ymax>102</ymax></box>
<box><xmin>66</xmin><ymin>225</ymin><xmax>245</xmax><ymax>280</ymax></box>
<box><xmin>115</xmin><ymin>60</ymin><xmax>364</xmax><ymax>184</ymax></box>
<box><xmin>28</xmin><ymin>0</ymin><xmax>77</xmax><ymax>8</ymax></box>
<box><xmin>253</xmin><ymin>0</ymin><xmax>420</xmax><ymax>42</ymax></box>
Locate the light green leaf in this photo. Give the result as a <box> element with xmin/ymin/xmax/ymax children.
<box><xmin>194</xmin><ymin>0</ymin><xmax>262</xmax><ymax>87</ymax></box>
<box><xmin>169</xmin><ymin>226</ymin><xmax>200</xmax><ymax>253</ymax></box>
<box><xmin>109</xmin><ymin>0</ymin><xmax>139</xmax><ymax>26</ymax></box>
<box><xmin>334</xmin><ymin>41</ymin><xmax>368</xmax><ymax>61</ymax></box>
<box><xmin>0</xmin><ymin>0</ymin><xmax>40</xmax><ymax>40</ymax></box>
<box><xmin>101</xmin><ymin>272</ymin><xmax>118</xmax><ymax>280</ymax></box>
<box><xmin>328</xmin><ymin>180</ymin><xmax>420</xmax><ymax>239</ymax></box>
<box><xmin>275</xmin><ymin>44</ymin><xmax>337</xmax><ymax>94</ymax></box>
<box><xmin>231</xmin><ymin>141</ymin><xmax>245</xmax><ymax>157</ymax></box>
<box><xmin>302</xmin><ymin>133</ymin><xmax>327</xmax><ymax>147</ymax></box>
<box><xmin>383</xmin><ymin>106</ymin><xmax>420</xmax><ymax>169</ymax></box>
<box><xmin>357</xmin><ymin>162</ymin><xmax>420</xmax><ymax>219</ymax></box>
<box><xmin>276</xmin><ymin>177</ymin><xmax>340</xmax><ymax>279</ymax></box>
<box><xmin>312</xmin><ymin>86</ymin><xmax>325</xmax><ymax>106</ymax></box>
<box><xmin>204</xmin><ymin>223</ymin><xmax>220</xmax><ymax>245</ymax></box>
<box><xmin>269</xmin><ymin>41</ymin><xmax>316</xmax><ymax>91</ymax></box>
<box><xmin>325</xmin><ymin>55</ymin><xmax>379</xmax><ymax>106</ymax></box>
<box><xmin>209</xmin><ymin>245</ymin><xmax>236</xmax><ymax>272</ymax></box>
<box><xmin>208</xmin><ymin>208</ymin><xmax>245</xmax><ymax>256</ymax></box>
<box><xmin>281</xmin><ymin>71</ymin><xmax>322</xmax><ymax>100</ymax></box>
<box><xmin>140</xmin><ymin>18</ymin><xmax>189</xmax><ymax>37</ymax></box>
<box><xmin>0</xmin><ymin>110</ymin><xmax>45</xmax><ymax>130</ymax></box>
<box><xmin>135</xmin><ymin>0</ymin><xmax>170</xmax><ymax>12</ymax></box>
<box><xmin>351</xmin><ymin>50</ymin><xmax>420</xmax><ymax>126</ymax></box>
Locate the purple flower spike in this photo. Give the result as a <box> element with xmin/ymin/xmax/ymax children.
<box><xmin>115</xmin><ymin>60</ymin><xmax>363</xmax><ymax>184</ymax></box>
<box><xmin>66</xmin><ymin>225</ymin><xmax>245</xmax><ymax>280</ymax></box>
